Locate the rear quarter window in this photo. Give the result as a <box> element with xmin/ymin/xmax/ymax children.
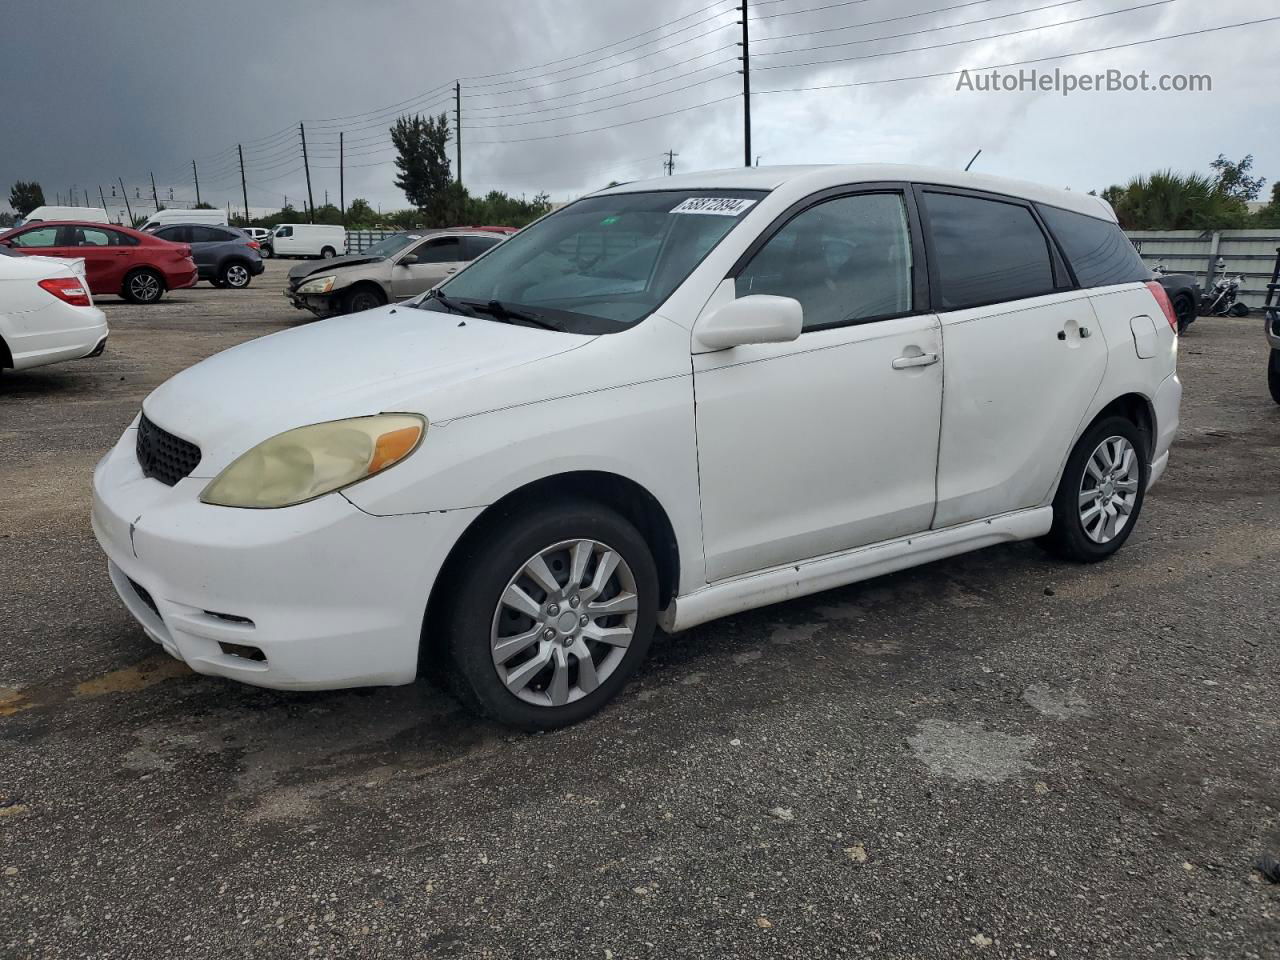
<box><xmin>1036</xmin><ymin>204</ymin><xmax>1149</xmax><ymax>288</ymax></box>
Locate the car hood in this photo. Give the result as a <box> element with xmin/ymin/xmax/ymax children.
<box><xmin>142</xmin><ymin>304</ymin><xmax>595</xmax><ymax>476</ymax></box>
<box><xmin>287</xmin><ymin>255</ymin><xmax>382</xmax><ymax>281</ymax></box>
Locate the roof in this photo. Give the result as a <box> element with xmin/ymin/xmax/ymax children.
<box><xmin>596</xmin><ymin>163</ymin><xmax>1116</xmax><ymax>222</ymax></box>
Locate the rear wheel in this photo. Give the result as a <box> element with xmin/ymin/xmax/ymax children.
<box><xmin>122</xmin><ymin>268</ymin><xmax>164</xmax><ymax>304</ymax></box>
<box><xmin>441</xmin><ymin>501</ymin><xmax>658</xmax><ymax>730</ymax></box>
<box><xmin>220</xmin><ymin>261</ymin><xmax>252</xmax><ymax>289</ymax></box>
<box><xmin>1268</xmin><ymin>350</ymin><xmax>1280</xmax><ymax>405</ymax></box>
<box><xmin>320</xmin><ymin>246</ymin><xmax>337</xmax><ymax>259</ymax></box>
<box><xmin>1229</xmin><ymin>302</ymin><xmax>1250</xmax><ymax>318</ymax></box>
<box><xmin>1173</xmin><ymin>292</ymin><xmax>1196</xmax><ymax>334</ymax></box>
<box><xmin>259</xmin><ymin>245</ymin><xmax>273</xmax><ymax>259</ymax></box>
<box><xmin>1039</xmin><ymin>415</ymin><xmax>1149</xmax><ymax>562</ymax></box>
<box><xmin>343</xmin><ymin>286</ymin><xmax>385</xmax><ymax>314</ymax></box>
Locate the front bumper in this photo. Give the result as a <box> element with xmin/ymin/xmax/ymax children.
<box><xmin>285</xmin><ymin>288</ymin><xmax>341</xmax><ymax>316</ymax></box>
<box><xmin>91</xmin><ymin>426</ymin><xmax>482</xmax><ymax>691</ymax></box>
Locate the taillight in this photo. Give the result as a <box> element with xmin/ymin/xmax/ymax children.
<box><xmin>1145</xmin><ymin>280</ymin><xmax>1178</xmax><ymax>333</ymax></box>
<box><xmin>246</xmin><ymin>240</ymin><xmax>260</xmax><ymax>250</ymax></box>
<box><xmin>37</xmin><ymin>277</ymin><xmax>91</xmax><ymax>307</ymax></box>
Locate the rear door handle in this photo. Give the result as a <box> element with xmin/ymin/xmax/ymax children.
<box><xmin>892</xmin><ymin>352</ymin><xmax>939</xmax><ymax>370</ymax></box>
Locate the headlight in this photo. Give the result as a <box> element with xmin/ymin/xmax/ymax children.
<box><xmin>200</xmin><ymin>414</ymin><xmax>426</xmax><ymax>508</ymax></box>
<box><xmin>297</xmin><ymin>275</ymin><xmax>336</xmax><ymax>295</ymax></box>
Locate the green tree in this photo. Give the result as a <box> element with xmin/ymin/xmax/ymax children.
<box><xmin>390</xmin><ymin>113</ymin><xmax>452</xmax><ymax>212</ymax></box>
<box><xmin>1100</xmin><ymin>171</ymin><xmax>1249</xmax><ymax>230</ymax></box>
<box><xmin>1210</xmin><ymin>154</ymin><xmax>1265</xmax><ymax>203</ymax></box>
<box><xmin>193</xmin><ymin>201</ymin><xmax>216</xmax><ymax>210</ymax></box>
<box><xmin>9</xmin><ymin>180</ymin><xmax>45</xmax><ymax>216</ymax></box>
<box><xmin>1251</xmin><ymin>182</ymin><xmax>1280</xmax><ymax>228</ymax></box>
<box><xmin>346</xmin><ymin>198</ymin><xmax>376</xmax><ymax>226</ymax></box>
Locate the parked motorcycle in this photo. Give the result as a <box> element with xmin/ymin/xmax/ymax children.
<box><xmin>1200</xmin><ymin>258</ymin><xmax>1250</xmax><ymax>317</ymax></box>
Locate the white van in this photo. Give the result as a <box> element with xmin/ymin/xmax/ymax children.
<box><xmin>265</xmin><ymin>224</ymin><xmax>347</xmax><ymax>260</ymax></box>
<box><xmin>140</xmin><ymin>208</ymin><xmax>228</xmax><ymax>232</ymax></box>
<box><xmin>18</xmin><ymin>206</ymin><xmax>110</xmax><ymax>226</ymax></box>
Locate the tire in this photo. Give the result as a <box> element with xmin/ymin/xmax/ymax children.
<box><xmin>1268</xmin><ymin>350</ymin><xmax>1280</xmax><ymax>405</ymax></box>
<box><xmin>1039</xmin><ymin>415</ymin><xmax>1150</xmax><ymax>562</ymax></box>
<box><xmin>441</xmin><ymin>500</ymin><xmax>659</xmax><ymax>730</ymax></box>
<box><xmin>320</xmin><ymin>246</ymin><xmax>337</xmax><ymax>259</ymax></box>
<box><xmin>122</xmin><ymin>268</ymin><xmax>165</xmax><ymax>305</ymax></box>
<box><xmin>1229</xmin><ymin>302</ymin><xmax>1250</xmax><ymax>318</ymax></box>
<box><xmin>209</xmin><ymin>278</ymin><xmax>226</xmax><ymax>289</ymax></box>
<box><xmin>343</xmin><ymin>286</ymin><xmax>385</xmax><ymax>314</ymax></box>
<box><xmin>259</xmin><ymin>245</ymin><xmax>273</xmax><ymax>259</ymax></box>
<box><xmin>220</xmin><ymin>261</ymin><xmax>252</xmax><ymax>289</ymax></box>
<box><xmin>1173</xmin><ymin>293</ymin><xmax>1196</xmax><ymax>334</ymax></box>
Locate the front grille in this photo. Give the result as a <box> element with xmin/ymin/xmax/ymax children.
<box><xmin>136</xmin><ymin>412</ymin><xmax>201</xmax><ymax>486</ymax></box>
<box><xmin>127</xmin><ymin>576</ymin><xmax>161</xmax><ymax>619</ymax></box>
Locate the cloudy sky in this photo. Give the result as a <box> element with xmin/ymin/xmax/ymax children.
<box><xmin>2</xmin><ymin>0</ymin><xmax>1277</xmax><ymax>217</ymax></box>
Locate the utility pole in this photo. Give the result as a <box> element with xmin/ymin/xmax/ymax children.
<box><xmin>740</xmin><ymin>0</ymin><xmax>751</xmax><ymax>168</ymax></box>
<box><xmin>98</xmin><ymin>185</ymin><xmax>108</xmax><ymax>217</ymax></box>
<box><xmin>339</xmin><ymin>131</ymin><xmax>345</xmax><ymax>223</ymax></box>
<box><xmin>118</xmin><ymin>177</ymin><xmax>133</xmax><ymax>225</ymax></box>
<box><xmin>664</xmin><ymin>150</ymin><xmax>679</xmax><ymax>176</ymax></box>
<box><xmin>454</xmin><ymin>81</ymin><xmax>463</xmax><ymax>186</ymax></box>
<box><xmin>300</xmin><ymin>122</ymin><xmax>315</xmax><ymax>223</ymax></box>
<box><xmin>238</xmin><ymin>144</ymin><xmax>250</xmax><ymax>223</ymax></box>
<box><xmin>192</xmin><ymin>160</ymin><xmax>201</xmax><ymax>206</ymax></box>
<box><xmin>150</xmin><ymin>171</ymin><xmax>160</xmax><ymax>211</ymax></box>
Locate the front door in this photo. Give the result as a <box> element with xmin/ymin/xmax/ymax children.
<box><xmin>916</xmin><ymin>188</ymin><xmax>1109</xmax><ymax>528</ymax></box>
<box><xmin>391</xmin><ymin>235</ymin><xmax>464</xmax><ymax>299</ymax></box>
<box><xmin>692</xmin><ymin>189</ymin><xmax>943</xmax><ymax>582</ymax></box>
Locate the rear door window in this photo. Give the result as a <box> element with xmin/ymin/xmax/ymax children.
<box><xmin>921</xmin><ymin>191</ymin><xmax>1056</xmax><ymax>310</ymax></box>
<box><xmin>1036</xmin><ymin>204</ymin><xmax>1149</xmax><ymax>288</ymax></box>
<box><xmin>189</xmin><ymin>226</ymin><xmax>227</xmax><ymax>243</ymax></box>
<box><xmin>464</xmin><ymin>235</ymin><xmax>502</xmax><ymax>260</ymax></box>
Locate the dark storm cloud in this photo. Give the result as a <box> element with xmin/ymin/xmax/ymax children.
<box><xmin>2</xmin><ymin>0</ymin><xmax>1276</xmax><ymax>214</ymax></box>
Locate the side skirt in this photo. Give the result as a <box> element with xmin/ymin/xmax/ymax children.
<box><xmin>659</xmin><ymin>507</ymin><xmax>1053</xmax><ymax>633</ymax></box>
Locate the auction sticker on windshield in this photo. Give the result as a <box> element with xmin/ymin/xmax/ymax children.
<box><xmin>670</xmin><ymin>197</ymin><xmax>757</xmax><ymax>216</ymax></box>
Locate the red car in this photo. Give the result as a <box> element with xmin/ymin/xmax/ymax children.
<box><xmin>0</xmin><ymin>221</ymin><xmax>198</xmax><ymax>304</ymax></box>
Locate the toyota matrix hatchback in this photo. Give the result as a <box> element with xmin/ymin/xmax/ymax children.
<box><xmin>92</xmin><ymin>165</ymin><xmax>1181</xmax><ymax>729</ymax></box>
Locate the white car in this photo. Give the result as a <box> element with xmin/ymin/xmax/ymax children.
<box><xmin>91</xmin><ymin>164</ymin><xmax>1181</xmax><ymax>729</ymax></box>
<box><xmin>1</xmin><ymin>248</ymin><xmax>108</xmax><ymax>375</ymax></box>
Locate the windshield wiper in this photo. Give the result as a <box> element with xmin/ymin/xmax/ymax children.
<box><xmin>422</xmin><ymin>287</ymin><xmax>478</xmax><ymax>317</ymax></box>
<box><xmin>469</xmin><ymin>299</ymin><xmax>560</xmax><ymax>331</ymax></box>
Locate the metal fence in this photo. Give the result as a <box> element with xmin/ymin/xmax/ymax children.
<box><xmin>346</xmin><ymin>229</ymin><xmax>402</xmax><ymax>253</ymax></box>
<box><xmin>1126</xmin><ymin>229</ymin><xmax>1280</xmax><ymax>309</ymax></box>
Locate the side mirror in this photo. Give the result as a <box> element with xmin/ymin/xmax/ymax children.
<box><xmin>695</xmin><ymin>295</ymin><xmax>803</xmax><ymax>351</ymax></box>
<box><xmin>399</xmin><ymin>253</ymin><xmax>420</xmax><ymax>266</ymax></box>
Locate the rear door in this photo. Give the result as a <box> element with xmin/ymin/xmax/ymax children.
<box><xmin>917</xmin><ymin>186</ymin><xmax>1108</xmax><ymax>528</ymax></box>
<box><xmin>186</xmin><ymin>226</ymin><xmax>227</xmax><ymax>276</ymax></box>
<box><xmin>391</xmin><ymin>235</ymin><xmax>464</xmax><ymax>299</ymax></box>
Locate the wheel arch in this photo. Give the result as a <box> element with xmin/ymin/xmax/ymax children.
<box><xmin>343</xmin><ymin>279</ymin><xmax>387</xmax><ymax>305</ymax></box>
<box><xmin>0</xmin><ymin>332</ymin><xmax>12</xmax><ymax>369</ymax></box>
<box><xmin>419</xmin><ymin>469</ymin><xmax>681</xmax><ymax>676</ymax></box>
<box><xmin>1090</xmin><ymin>392</ymin><xmax>1155</xmax><ymax>452</ymax></box>
<box><xmin>121</xmin><ymin>263</ymin><xmax>168</xmax><ymax>293</ymax></box>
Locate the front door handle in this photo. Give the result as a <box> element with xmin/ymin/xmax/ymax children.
<box><xmin>892</xmin><ymin>352</ymin><xmax>939</xmax><ymax>370</ymax></box>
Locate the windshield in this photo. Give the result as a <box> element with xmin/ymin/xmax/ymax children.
<box><xmin>364</xmin><ymin>233</ymin><xmax>420</xmax><ymax>259</ymax></box>
<box><xmin>423</xmin><ymin>189</ymin><xmax>766</xmax><ymax>334</ymax></box>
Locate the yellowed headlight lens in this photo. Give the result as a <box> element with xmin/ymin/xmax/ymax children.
<box><xmin>200</xmin><ymin>414</ymin><xmax>425</xmax><ymax>508</ymax></box>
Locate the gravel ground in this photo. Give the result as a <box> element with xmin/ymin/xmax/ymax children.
<box><xmin>1</xmin><ymin>261</ymin><xmax>1278</xmax><ymax>959</ymax></box>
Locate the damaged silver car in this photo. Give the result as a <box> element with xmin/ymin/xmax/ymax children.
<box><xmin>285</xmin><ymin>230</ymin><xmax>506</xmax><ymax>317</ymax></box>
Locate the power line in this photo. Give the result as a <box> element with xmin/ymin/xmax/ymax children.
<box><xmin>753</xmin><ymin>0</ymin><xmax>1176</xmax><ymax>72</ymax></box>
<box><xmin>752</xmin><ymin>0</ymin><xmax>1086</xmax><ymax>54</ymax></box>
<box><xmin>468</xmin><ymin>92</ymin><xmax>740</xmax><ymax>144</ymax></box>
<box><xmin>754</xmin><ymin>14</ymin><xmax>1280</xmax><ymax>94</ymax></box>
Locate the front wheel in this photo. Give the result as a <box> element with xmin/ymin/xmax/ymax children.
<box><xmin>1268</xmin><ymin>349</ymin><xmax>1280</xmax><ymax>405</ymax></box>
<box><xmin>342</xmin><ymin>286</ymin><xmax>385</xmax><ymax>314</ymax></box>
<box><xmin>1039</xmin><ymin>415</ymin><xmax>1150</xmax><ymax>562</ymax></box>
<box><xmin>259</xmin><ymin>245</ymin><xmax>273</xmax><ymax>259</ymax></box>
<box><xmin>441</xmin><ymin>501</ymin><xmax>658</xmax><ymax>730</ymax></box>
<box><xmin>122</xmin><ymin>268</ymin><xmax>164</xmax><ymax>304</ymax></box>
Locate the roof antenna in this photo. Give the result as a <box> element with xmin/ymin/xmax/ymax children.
<box><xmin>964</xmin><ymin>149</ymin><xmax>982</xmax><ymax>172</ymax></box>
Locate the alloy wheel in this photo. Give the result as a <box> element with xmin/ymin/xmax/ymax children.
<box><xmin>130</xmin><ymin>272</ymin><xmax>160</xmax><ymax>302</ymax></box>
<box><xmin>490</xmin><ymin>538</ymin><xmax>639</xmax><ymax>707</ymax></box>
<box><xmin>226</xmin><ymin>264</ymin><xmax>249</xmax><ymax>287</ymax></box>
<box><xmin>1078</xmin><ymin>435</ymin><xmax>1140</xmax><ymax>544</ymax></box>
